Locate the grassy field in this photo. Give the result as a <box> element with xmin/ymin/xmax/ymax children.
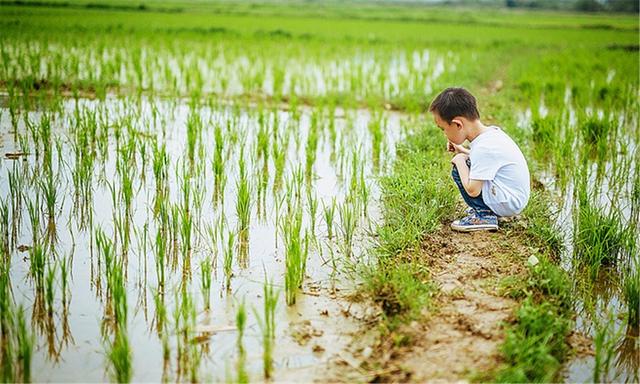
<box><xmin>0</xmin><ymin>1</ymin><xmax>638</xmax><ymax>382</ymax></box>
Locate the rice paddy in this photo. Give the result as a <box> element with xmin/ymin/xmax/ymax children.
<box><xmin>0</xmin><ymin>1</ymin><xmax>638</xmax><ymax>382</ymax></box>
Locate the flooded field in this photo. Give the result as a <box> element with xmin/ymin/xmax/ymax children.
<box><xmin>518</xmin><ymin>81</ymin><xmax>639</xmax><ymax>382</ymax></box>
<box><xmin>0</xmin><ymin>94</ymin><xmax>409</xmax><ymax>381</ymax></box>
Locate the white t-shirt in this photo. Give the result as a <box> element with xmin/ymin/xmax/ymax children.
<box><xmin>469</xmin><ymin>126</ymin><xmax>530</xmax><ymax>217</ymax></box>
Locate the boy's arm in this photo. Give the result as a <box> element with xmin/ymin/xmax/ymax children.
<box><xmin>451</xmin><ymin>154</ymin><xmax>483</xmax><ymax>197</ymax></box>
<box><xmin>448</xmin><ymin>141</ymin><xmax>470</xmax><ymax>155</ymax></box>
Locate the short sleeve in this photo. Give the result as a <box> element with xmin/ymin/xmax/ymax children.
<box><xmin>469</xmin><ymin>147</ymin><xmax>501</xmax><ymax>181</ymax></box>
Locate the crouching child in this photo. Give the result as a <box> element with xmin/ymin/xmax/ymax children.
<box><xmin>429</xmin><ymin>87</ymin><xmax>530</xmax><ymax>232</ymax></box>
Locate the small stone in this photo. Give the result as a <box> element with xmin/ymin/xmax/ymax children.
<box><xmin>361</xmin><ymin>346</ymin><xmax>373</xmax><ymax>359</ymax></box>
<box><xmin>527</xmin><ymin>255</ymin><xmax>539</xmax><ymax>266</ymax></box>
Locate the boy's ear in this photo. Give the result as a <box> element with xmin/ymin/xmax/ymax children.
<box><xmin>451</xmin><ymin>118</ymin><xmax>463</xmax><ymax>129</ymax></box>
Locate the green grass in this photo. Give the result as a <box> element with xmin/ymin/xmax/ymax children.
<box><xmin>622</xmin><ymin>267</ymin><xmax>639</xmax><ymax>327</ymax></box>
<box><xmin>375</xmin><ymin>124</ymin><xmax>456</xmax><ymax>256</ymax></box>
<box><xmin>494</xmin><ymin>297</ymin><xmax>571</xmax><ymax>382</ymax></box>
<box><xmin>574</xmin><ymin>199</ymin><xmax>635</xmax><ymax>277</ymax></box>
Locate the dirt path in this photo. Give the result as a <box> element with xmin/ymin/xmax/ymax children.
<box><xmin>328</xmin><ymin>225</ymin><xmax>529</xmax><ymax>382</ymax></box>
<box><xmin>389</xmin><ymin>227</ymin><xmax>525</xmax><ymax>381</ymax></box>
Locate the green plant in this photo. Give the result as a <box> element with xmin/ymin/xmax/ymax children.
<box><xmin>622</xmin><ymin>266</ymin><xmax>639</xmax><ymax>327</ymax></box>
<box><xmin>201</xmin><ymin>257</ymin><xmax>212</xmax><ymax>310</ymax></box>
<box><xmin>253</xmin><ymin>278</ymin><xmax>278</xmax><ymax>379</ymax></box>
<box><xmin>573</xmin><ymin>199</ymin><xmax>634</xmax><ymax>277</ymax></box>
<box><xmin>235</xmin><ymin>147</ymin><xmax>252</xmax><ymax>240</ymax></box>
<box><xmin>224</xmin><ymin>230</ymin><xmax>235</xmax><ymax>291</ymax></box>
<box><xmin>592</xmin><ymin>313</ymin><xmax>623</xmax><ymax>383</ymax></box>
<box><xmin>108</xmin><ymin>330</ymin><xmax>132</xmax><ymax>383</ymax></box>
<box><xmin>338</xmin><ymin>200</ymin><xmax>357</xmax><ymax>258</ymax></box>
<box><xmin>495</xmin><ymin>298</ymin><xmax>571</xmax><ymax>382</ymax></box>
<box><xmin>282</xmin><ymin>206</ymin><xmax>309</xmax><ymax>305</ymax></box>
<box><xmin>322</xmin><ymin>198</ymin><xmax>336</xmax><ymax>240</ymax></box>
<box><xmin>236</xmin><ymin>300</ymin><xmax>248</xmax><ymax>383</ymax></box>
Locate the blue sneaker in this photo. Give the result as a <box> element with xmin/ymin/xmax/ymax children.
<box><xmin>451</xmin><ymin>212</ymin><xmax>498</xmax><ymax>232</ymax></box>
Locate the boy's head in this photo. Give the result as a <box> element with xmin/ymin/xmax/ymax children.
<box><xmin>429</xmin><ymin>87</ymin><xmax>480</xmax><ymax>144</ymax></box>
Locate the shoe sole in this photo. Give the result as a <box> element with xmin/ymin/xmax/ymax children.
<box><xmin>451</xmin><ymin>223</ymin><xmax>499</xmax><ymax>232</ymax></box>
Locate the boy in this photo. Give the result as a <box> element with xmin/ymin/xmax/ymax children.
<box><xmin>429</xmin><ymin>87</ymin><xmax>530</xmax><ymax>232</ymax></box>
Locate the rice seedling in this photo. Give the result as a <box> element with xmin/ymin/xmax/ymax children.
<box><xmin>7</xmin><ymin>164</ymin><xmax>24</xmax><ymax>237</ymax></box>
<box><xmin>224</xmin><ymin>230</ymin><xmax>235</xmax><ymax>292</ymax></box>
<box><xmin>282</xmin><ymin>205</ymin><xmax>309</xmax><ymax>305</ymax></box>
<box><xmin>39</xmin><ymin>171</ymin><xmax>58</xmax><ymax>245</ymax></box>
<box><xmin>107</xmin><ymin>330</ymin><xmax>132</xmax><ymax>383</ymax></box>
<box><xmin>26</xmin><ymin>193</ymin><xmax>41</xmax><ymax>247</ymax></box>
<box><xmin>186</xmin><ymin>107</ymin><xmax>201</xmax><ymax>164</ymax></box>
<box><xmin>152</xmin><ymin>141</ymin><xmax>169</xmax><ymax>216</ymax></box>
<box><xmin>306</xmin><ymin>190</ymin><xmax>318</xmax><ymax>239</ymax></box>
<box><xmin>368</xmin><ymin>112</ymin><xmax>384</xmax><ymax>168</ymax></box>
<box><xmin>0</xmin><ymin>265</ymin><xmax>14</xmax><ymax>382</ymax></box>
<box><xmin>152</xmin><ymin>288</ymin><xmax>168</xmax><ymax>338</ymax></box>
<box><xmin>338</xmin><ymin>200</ymin><xmax>357</xmax><ymax>258</ymax></box>
<box><xmin>252</xmin><ymin>277</ymin><xmax>278</xmax><ymax>379</ymax></box>
<box><xmin>179</xmin><ymin>202</ymin><xmax>193</xmax><ymax>277</ymax></box>
<box><xmin>359</xmin><ymin>164</ymin><xmax>370</xmax><ymax>219</ymax></box>
<box><xmin>235</xmin><ymin>299</ymin><xmax>248</xmax><ymax>383</ymax></box>
<box><xmin>212</xmin><ymin>123</ymin><xmax>227</xmax><ymax>204</ymax></box>
<box><xmin>0</xmin><ymin>199</ymin><xmax>9</xmax><ymax>261</ymax></box>
<box><xmin>235</xmin><ymin>148</ymin><xmax>252</xmax><ymax>262</ymax></box>
<box><xmin>272</xmin><ymin>131</ymin><xmax>288</xmax><ymax>190</ymax></box>
<box><xmin>305</xmin><ymin>112</ymin><xmax>319</xmax><ymax>179</ymax></box>
<box><xmin>592</xmin><ymin>313</ymin><xmax>623</xmax><ymax>383</ymax></box>
<box><xmin>175</xmin><ymin>285</ymin><xmax>199</xmax><ymax>382</ymax></box>
<box><xmin>154</xmin><ymin>226</ymin><xmax>166</xmax><ymax>292</ymax></box>
<box><xmin>29</xmin><ymin>244</ymin><xmax>46</xmax><ymax>288</ymax></box>
<box><xmin>45</xmin><ymin>263</ymin><xmax>56</xmax><ymax>317</ymax></box>
<box><xmin>322</xmin><ymin>198</ymin><xmax>336</xmax><ymax>240</ymax></box>
<box><xmin>622</xmin><ymin>267</ymin><xmax>639</xmax><ymax>327</ymax></box>
<box><xmin>200</xmin><ymin>257</ymin><xmax>212</xmax><ymax>311</ymax></box>
<box><xmin>15</xmin><ymin>306</ymin><xmax>34</xmax><ymax>383</ymax></box>
<box><xmin>59</xmin><ymin>255</ymin><xmax>70</xmax><ymax>305</ymax></box>
<box><xmin>109</xmin><ymin>257</ymin><xmax>128</xmax><ymax>331</ymax></box>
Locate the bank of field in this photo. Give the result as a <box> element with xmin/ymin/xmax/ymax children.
<box><xmin>0</xmin><ymin>2</ymin><xmax>638</xmax><ymax>382</ymax></box>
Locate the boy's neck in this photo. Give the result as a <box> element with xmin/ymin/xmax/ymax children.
<box><xmin>466</xmin><ymin>120</ymin><xmax>491</xmax><ymax>142</ymax></box>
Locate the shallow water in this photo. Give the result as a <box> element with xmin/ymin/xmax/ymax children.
<box><xmin>0</xmin><ymin>96</ymin><xmax>403</xmax><ymax>381</ymax></box>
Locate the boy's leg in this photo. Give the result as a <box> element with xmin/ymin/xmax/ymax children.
<box><xmin>451</xmin><ymin>159</ymin><xmax>493</xmax><ymax>216</ymax></box>
<box><xmin>450</xmin><ymin>159</ymin><xmax>498</xmax><ymax>232</ymax></box>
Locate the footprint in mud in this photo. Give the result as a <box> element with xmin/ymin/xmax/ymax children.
<box><xmin>289</xmin><ymin>319</ymin><xmax>324</xmax><ymax>346</ymax></box>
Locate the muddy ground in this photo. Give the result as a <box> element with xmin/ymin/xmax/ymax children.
<box><xmin>317</xmin><ymin>222</ymin><xmax>591</xmax><ymax>383</ymax></box>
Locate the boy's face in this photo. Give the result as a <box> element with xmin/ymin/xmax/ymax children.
<box><xmin>432</xmin><ymin>112</ymin><xmax>466</xmax><ymax>145</ymax></box>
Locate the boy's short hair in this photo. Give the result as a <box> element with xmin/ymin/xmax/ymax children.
<box><xmin>429</xmin><ymin>87</ymin><xmax>480</xmax><ymax>123</ymax></box>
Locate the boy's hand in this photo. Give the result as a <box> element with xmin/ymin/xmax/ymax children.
<box><xmin>448</xmin><ymin>141</ymin><xmax>470</xmax><ymax>155</ymax></box>
<box><xmin>451</xmin><ymin>153</ymin><xmax>469</xmax><ymax>165</ymax></box>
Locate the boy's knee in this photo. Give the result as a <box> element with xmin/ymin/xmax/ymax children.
<box><xmin>451</xmin><ymin>164</ymin><xmax>460</xmax><ymax>179</ymax></box>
